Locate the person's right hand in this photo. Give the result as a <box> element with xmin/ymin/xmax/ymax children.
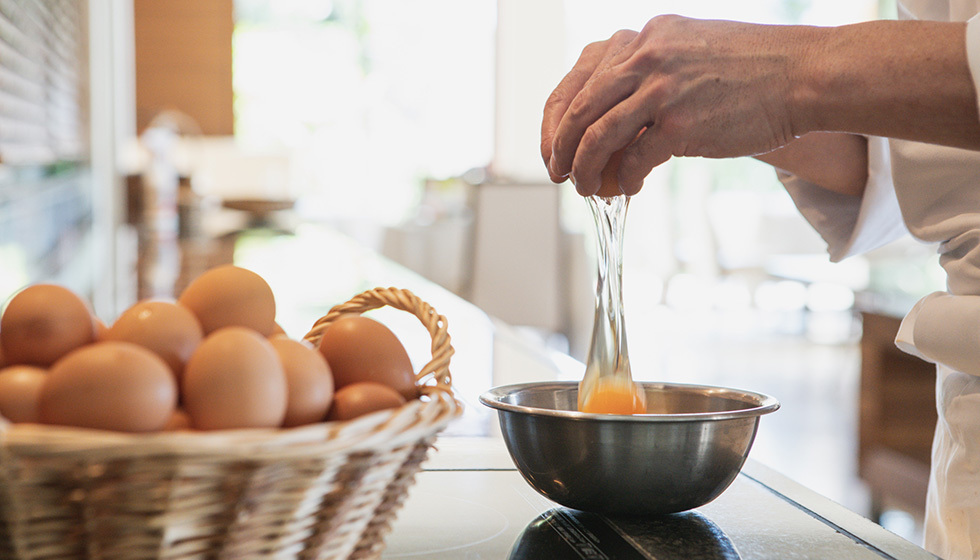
<box><xmin>541</xmin><ymin>15</ymin><xmax>808</xmax><ymax>196</ymax></box>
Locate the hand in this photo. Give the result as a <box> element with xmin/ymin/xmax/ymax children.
<box><xmin>541</xmin><ymin>15</ymin><xmax>806</xmax><ymax>196</ymax></box>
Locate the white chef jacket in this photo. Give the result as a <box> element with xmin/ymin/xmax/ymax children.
<box><xmin>777</xmin><ymin>2</ymin><xmax>980</xmax><ymax>558</ymax></box>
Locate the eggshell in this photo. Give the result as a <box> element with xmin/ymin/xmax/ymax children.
<box><xmin>183</xmin><ymin>327</ymin><xmax>287</xmax><ymax>430</ymax></box>
<box><xmin>106</xmin><ymin>300</ymin><xmax>204</xmax><ymax>382</ymax></box>
<box><xmin>0</xmin><ymin>365</ymin><xmax>47</xmax><ymax>422</ymax></box>
<box><xmin>596</xmin><ymin>149</ymin><xmax>626</xmax><ymax>197</ymax></box>
<box><xmin>1</xmin><ymin>284</ymin><xmax>95</xmax><ymax>366</ymax></box>
<box><xmin>163</xmin><ymin>409</ymin><xmax>193</xmax><ymax>431</ymax></box>
<box><xmin>39</xmin><ymin>342</ymin><xmax>177</xmax><ymax>432</ymax></box>
<box><xmin>94</xmin><ymin>317</ymin><xmax>109</xmax><ymax>341</ymax></box>
<box><xmin>326</xmin><ymin>382</ymin><xmax>407</xmax><ymax>422</ymax></box>
<box><xmin>178</xmin><ymin>265</ymin><xmax>277</xmax><ymax>336</ymax></box>
<box><xmin>269</xmin><ymin>337</ymin><xmax>334</xmax><ymax>427</ymax></box>
<box><xmin>317</xmin><ymin>316</ymin><xmax>418</xmax><ymax>400</ymax></box>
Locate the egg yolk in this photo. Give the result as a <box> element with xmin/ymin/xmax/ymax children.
<box><xmin>579</xmin><ymin>380</ymin><xmax>647</xmax><ymax>415</ymax></box>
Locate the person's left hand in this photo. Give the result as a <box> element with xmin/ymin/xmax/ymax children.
<box><xmin>541</xmin><ymin>15</ymin><xmax>806</xmax><ymax>196</ymax></box>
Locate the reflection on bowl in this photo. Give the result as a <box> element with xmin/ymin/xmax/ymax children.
<box><xmin>480</xmin><ymin>381</ymin><xmax>779</xmax><ymax>516</ymax></box>
<box><xmin>509</xmin><ymin>508</ymin><xmax>740</xmax><ymax>560</ymax></box>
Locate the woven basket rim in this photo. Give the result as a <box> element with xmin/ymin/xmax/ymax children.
<box><xmin>0</xmin><ymin>286</ymin><xmax>463</xmax><ymax>457</ymax></box>
<box><xmin>0</xmin><ymin>286</ymin><xmax>464</xmax><ymax>560</ymax></box>
<box><xmin>0</xmin><ymin>392</ymin><xmax>460</xmax><ymax>460</ymax></box>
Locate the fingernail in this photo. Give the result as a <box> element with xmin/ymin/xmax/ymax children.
<box><xmin>548</xmin><ymin>157</ymin><xmax>560</xmax><ymax>177</ymax></box>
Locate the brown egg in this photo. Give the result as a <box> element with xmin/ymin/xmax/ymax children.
<box><xmin>163</xmin><ymin>408</ymin><xmax>193</xmax><ymax>431</ymax></box>
<box><xmin>596</xmin><ymin>149</ymin><xmax>626</xmax><ymax>197</ymax></box>
<box><xmin>94</xmin><ymin>317</ymin><xmax>109</xmax><ymax>341</ymax></box>
<box><xmin>318</xmin><ymin>315</ymin><xmax>417</xmax><ymax>400</ymax></box>
<box><xmin>178</xmin><ymin>265</ymin><xmax>277</xmax><ymax>336</ymax></box>
<box><xmin>183</xmin><ymin>327</ymin><xmax>287</xmax><ymax>430</ymax></box>
<box><xmin>326</xmin><ymin>382</ymin><xmax>406</xmax><ymax>422</ymax></box>
<box><xmin>1</xmin><ymin>284</ymin><xmax>95</xmax><ymax>366</ymax></box>
<box><xmin>0</xmin><ymin>365</ymin><xmax>47</xmax><ymax>422</ymax></box>
<box><xmin>105</xmin><ymin>300</ymin><xmax>204</xmax><ymax>382</ymax></box>
<box><xmin>269</xmin><ymin>337</ymin><xmax>334</xmax><ymax>427</ymax></box>
<box><xmin>39</xmin><ymin>342</ymin><xmax>177</xmax><ymax>432</ymax></box>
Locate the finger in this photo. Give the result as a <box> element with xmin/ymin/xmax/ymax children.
<box><xmin>618</xmin><ymin>124</ymin><xmax>674</xmax><ymax>195</ymax></box>
<box><xmin>541</xmin><ymin>42</ymin><xmax>610</xmax><ymax>181</ymax></box>
<box><xmin>568</xmin><ymin>96</ymin><xmax>655</xmax><ymax>196</ymax></box>
<box><xmin>571</xmin><ymin>110</ymin><xmax>647</xmax><ymax>196</ymax></box>
<box><xmin>549</xmin><ymin>31</ymin><xmax>639</xmax><ymax>180</ymax></box>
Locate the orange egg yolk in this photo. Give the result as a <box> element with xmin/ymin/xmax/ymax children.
<box><xmin>580</xmin><ymin>381</ymin><xmax>647</xmax><ymax>415</ymax></box>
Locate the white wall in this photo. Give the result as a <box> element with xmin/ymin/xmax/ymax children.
<box><xmin>493</xmin><ymin>0</ymin><xmax>568</xmax><ymax>183</ymax></box>
<box><xmin>88</xmin><ymin>0</ymin><xmax>138</xmax><ymax>319</ymax></box>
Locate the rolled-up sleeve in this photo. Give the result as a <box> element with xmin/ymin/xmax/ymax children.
<box><xmin>896</xmin><ymin>291</ymin><xmax>980</xmax><ymax>376</ymax></box>
<box><xmin>892</xmin><ymin>15</ymin><xmax>980</xmax><ymax>376</ymax></box>
<box><xmin>967</xmin><ymin>13</ymin><xmax>980</xmax><ymax>119</ymax></box>
<box><xmin>776</xmin><ymin>135</ymin><xmax>909</xmax><ymax>262</ymax></box>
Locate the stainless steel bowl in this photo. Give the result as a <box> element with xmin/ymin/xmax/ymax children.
<box><xmin>480</xmin><ymin>381</ymin><xmax>779</xmax><ymax>515</ymax></box>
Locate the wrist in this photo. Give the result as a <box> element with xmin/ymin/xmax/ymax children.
<box><xmin>782</xmin><ymin>24</ymin><xmax>830</xmax><ymax>138</ymax></box>
<box><xmin>786</xmin><ymin>20</ymin><xmax>979</xmax><ymax>147</ymax></box>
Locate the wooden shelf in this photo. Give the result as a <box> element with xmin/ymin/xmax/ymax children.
<box><xmin>858</xmin><ymin>311</ymin><xmax>937</xmax><ymax>520</ymax></box>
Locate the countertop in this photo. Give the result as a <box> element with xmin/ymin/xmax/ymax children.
<box><xmin>229</xmin><ymin>224</ymin><xmax>936</xmax><ymax>559</ymax></box>
<box><xmin>382</xmin><ymin>439</ymin><xmax>937</xmax><ymax>559</ymax></box>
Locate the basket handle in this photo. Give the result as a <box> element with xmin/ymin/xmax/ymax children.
<box><xmin>303</xmin><ymin>287</ymin><xmax>454</xmax><ymax>396</ymax></box>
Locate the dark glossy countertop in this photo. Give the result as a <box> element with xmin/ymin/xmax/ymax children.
<box><xmin>383</xmin><ymin>440</ymin><xmax>938</xmax><ymax>559</ymax></box>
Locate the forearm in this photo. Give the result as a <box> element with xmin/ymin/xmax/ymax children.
<box><xmin>542</xmin><ymin>16</ymin><xmax>980</xmax><ymax>195</ymax></box>
<box><xmin>755</xmin><ymin>132</ymin><xmax>868</xmax><ymax>196</ymax></box>
<box><xmin>791</xmin><ymin>20</ymin><xmax>980</xmax><ymax>149</ymax></box>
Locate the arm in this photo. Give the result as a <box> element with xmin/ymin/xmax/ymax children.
<box><xmin>755</xmin><ymin>132</ymin><xmax>868</xmax><ymax>197</ymax></box>
<box><xmin>542</xmin><ymin>16</ymin><xmax>980</xmax><ymax>196</ymax></box>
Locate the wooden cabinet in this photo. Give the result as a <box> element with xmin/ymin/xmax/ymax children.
<box><xmin>858</xmin><ymin>311</ymin><xmax>937</xmax><ymax>520</ymax></box>
<box><xmin>133</xmin><ymin>0</ymin><xmax>234</xmax><ymax>135</ymax></box>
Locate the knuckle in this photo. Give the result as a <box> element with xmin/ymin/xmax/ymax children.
<box><xmin>581</xmin><ymin>40</ymin><xmax>605</xmax><ymax>58</ymax></box>
<box><xmin>544</xmin><ymin>88</ymin><xmax>568</xmax><ymax>113</ymax></box>
<box><xmin>579</xmin><ymin>123</ymin><xmax>606</xmax><ymax>154</ymax></box>
<box><xmin>610</xmin><ymin>29</ymin><xmax>636</xmax><ymax>45</ymax></box>
<box><xmin>565</xmin><ymin>95</ymin><xmax>590</xmax><ymax>122</ymax></box>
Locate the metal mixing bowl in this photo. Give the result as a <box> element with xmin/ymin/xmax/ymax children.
<box><xmin>479</xmin><ymin>381</ymin><xmax>779</xmax><ymax>515</ymax></box>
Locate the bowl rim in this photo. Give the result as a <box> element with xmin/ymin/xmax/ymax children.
<box><xmin>479</xmin><ymin>381</ymin><xmax>780</xmax><ymax>422</ymax></box>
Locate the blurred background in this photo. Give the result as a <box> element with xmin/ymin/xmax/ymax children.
<box><xmin>0</xmin><ymin>0</ymin><xmax>946</xmax><ymax>545</ymax></box>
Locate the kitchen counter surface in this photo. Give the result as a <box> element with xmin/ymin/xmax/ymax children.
<box><xmin>385</xmin><ymin>463</ymin><xmax>935</xmax><ymax>559</ymax></box>
<box><xmin>229</xmin><ymin>223</ymin><xmax>935</xmax><ymax>559</ymax></box>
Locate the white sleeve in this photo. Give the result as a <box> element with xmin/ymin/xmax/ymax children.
<box><xmin>967</xmin><ymin>13</ymin><xmax>980</xmax><ymax>120</ymax></box>
<box><xmin>776</xmin><ymin>136</ymin><xmax>908</xmax><ymax>262</ymax></box>
<box><xmin>896</xmin><ymin>291</ymin><xmax>980</xmax><ymax>376</ymax></box>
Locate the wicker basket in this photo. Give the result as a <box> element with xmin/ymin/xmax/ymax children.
<box><xmin>0</xmin><ymin>287</ymin><xmax>462</xmax><ymax>559</ymax></box>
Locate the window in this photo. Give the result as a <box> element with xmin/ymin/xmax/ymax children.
<box><xmin>233</xmin><ymin>0</ymin><xmax>495</xmax><ymax>228</ymax></box>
